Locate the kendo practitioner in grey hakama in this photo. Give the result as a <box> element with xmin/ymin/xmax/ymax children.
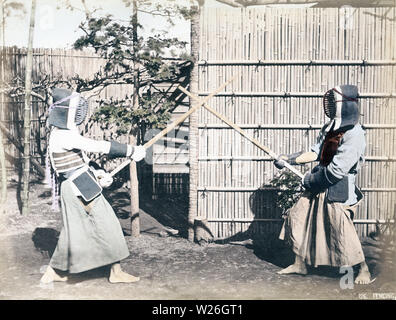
<box><xmin>274</xmin><ymin>85</ymin><xmax>373</xmax><ymax>285</ymax></box>
<box><xmin>41</xmin><ymin>88</ymin><xmax>146</xmax><ymax>284</ymax></box>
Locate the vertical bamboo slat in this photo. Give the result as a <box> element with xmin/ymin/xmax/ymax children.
<box><xmin>197</xmin><ymin>7</ymin><xmax>396</xmax><ymax>240</ymax></box>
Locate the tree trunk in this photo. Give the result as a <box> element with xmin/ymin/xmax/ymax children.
<box><xmin>130</xmin><ymin>0</ymin><xmax>140</xmax><ymax>237</ymax></box>
<box><xmin>21</xmin><ymin>0</ymin><xmax>36</xmax><ymax>215</ymax></box>
<box><xmin>129</xmin><ymin>161</ymin><xmax>140</xmax><ymax>236</ymax></box>
<box><xmin>0</xmin><ymin>130</ymin><xmax>6</xmax><ymax>212</ymax></box>
<box><xmin>129</xmin><ymin>162</ymin><xmax>140</xmax><ymax>236</ymax></box>
<box><xmin>188</xmin><ymin>5</ymin><xmax>201</xmax><ymax>241</ymax></box>
<box><xmin>0</xmin><ymin>3</ymin><xmax>6</xmax><ymax>211</ymax></box>
<box><xmin>1</xmin><ymin>0</ymin><xmax>4</xmax><ymax>46</ymax></box>
<box><xmin>129</xmin><ymin>135</ymin><xmax>140</xmax><ymax>237</ymax></box>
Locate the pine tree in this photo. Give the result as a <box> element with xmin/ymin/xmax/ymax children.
<box><xmin>73</xmin><ymin>0</ymin><xmax>194</xmax><ymax>236</ymax></box>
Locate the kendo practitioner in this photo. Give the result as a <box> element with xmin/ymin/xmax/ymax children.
<box><xmin>274</xmin><ymin>85</ymin><xmax>372</xmax><ymax>285</ymax></box>
<box><xmin>40</xmin><ymin>88</ymin><xmax>146</xmax><ymax>284</ymax></box>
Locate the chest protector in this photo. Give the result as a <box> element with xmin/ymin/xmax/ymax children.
<box><xmin>319</xmin><ymin>130</ymin><xmax>354</xmax><ymax>203</ymax></box>
<box><xmin>51</xmin><ymin>149</ymin><xmax>86</xmax><ymax>174</ymax></box>
<box><xmin>319</xmin><ymin>130</ymin><xmax>345</xmax><ymax>167</ymax></box>
<box><xmin>50</xmin><ymin>149</ymin><xmax>102</xmax><ymax>202</ymax></box>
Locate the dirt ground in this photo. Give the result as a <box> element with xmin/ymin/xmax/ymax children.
<box><xmin>0</xmin><ymin>178</ymin><xmax>395</xmax><ymax>300</ymax></box>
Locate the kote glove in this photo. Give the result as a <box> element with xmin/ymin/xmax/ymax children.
<box><xmin>94</xmin><ymin>169</ymin><xmax>113</xmax><ymax>188</ymax></box>
<box><xmin>274</xmin><ymin>154</ymin><xmax>289</xmax><ymax>169</ymax></box>
<box><xmin>131</xmin><ymin>145</ymin><xmax>146</xmax><ymax>162</ymax></box>
<box><xmin>273</xmin><ymin>151</ymin><xmax>304</xmax><ymax>169</ymax></box>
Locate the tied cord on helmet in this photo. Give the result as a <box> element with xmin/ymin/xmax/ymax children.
<box><xmin>332</xmin><ymin>87</ymin><xmax>358</xmax><ymax>102</ymax></box>
<box><xmin>48</xmin><ymin>92</ymin><xmax>88</xmax><ymax>126</ymax></box>
<box><xmin>48</xmin><ymin>92</ymin><xmax>80</xmax><ymax>111</ymax></box>
<box><xmin>45</xmin><ymin>131</ymin><xmax>60</xmax><ymax>212</ymax></box>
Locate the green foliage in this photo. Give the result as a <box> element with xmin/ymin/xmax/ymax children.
<box><xmin>72</xmin><ymin>1</ymin><xmax>191</xmax><ymax>138</ymax></box>
<box><xmin>270</xmin><ymin>169</ymin><xmax>305</xmax><ymax>212</ymax></box>
<box><xmin>3</xmin><ymin>0</ymin><xmax>26</xmax><ymax>18</ymax></box>
<box><xmin>91</xmin><ymin>92</ymin><xmax>174</xmax><ymax>135</ymax></box>
<box><xmin>122</xmin><ymin>0</ymin><xmax>199</xmax><ymax>25</ymax></box>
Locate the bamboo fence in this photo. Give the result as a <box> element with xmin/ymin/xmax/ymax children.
<box><xmin>0</xmin><ymin>47</ymin><xmax>188</xmax><ymax>197</ymax></box>
<box><xmin>1</xmin><ymin>7</ymin><xmax>395</xmax><ymax>241</ymax></box>
<box><xmin>0</xmin><ymin>48</ymin><xmax>132</xmax><ymax>171</ymax></box>
<box><xmin>197</xmin><ymin>7</ymin><xmax>396</xmax><ymax>240</ymax></box>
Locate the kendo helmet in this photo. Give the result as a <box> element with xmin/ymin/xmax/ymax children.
<box><xmin>48</xmin><ymin>88</ymin><xmax>89</xmax><ymax>129</ymax></box>
<box><xmin>323</xmin><ymin>85</ymin><xmax>360</xmax><ymax>131</ymax></box>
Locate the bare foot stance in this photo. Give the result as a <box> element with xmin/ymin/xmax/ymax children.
<box><xmin>109</xmin><ymin>263</ymin><xmax>140</xmax><ymax>283</ymax></box>
<box><xmin>277</xmin><ymin>256</ymin><xmax>308</xmax><ymax>275</ymax></box>
<box><xmin>354</xmin><ymin>262</ymin><xmax>374</xmax><ymax>285</ymax></box>
<box><xmin>40</xmin><ymin>266</ymin><xmax>68</xmax><ymax>284</ymax></box>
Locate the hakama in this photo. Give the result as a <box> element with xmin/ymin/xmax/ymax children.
<box><xmin>49</xmin><ymin>180</ymin><xmax>130</xmax><ymax>273</ymax></box>
<box><xmin>279</xmin><ymin>191</ymin><xmax>365</xmax><ymax>267</ymax></box>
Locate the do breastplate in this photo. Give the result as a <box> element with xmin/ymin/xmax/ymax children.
<box><xmin>51</xmin><ymin>149</ymin><xmax>86</xmax><ymax>175</ymax></box>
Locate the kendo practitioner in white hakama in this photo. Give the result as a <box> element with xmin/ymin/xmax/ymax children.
<box><xmin>40</xmin><ymin>88</ymin><xmax>146</xmax><ymax>284</ymax></box>
<box><xmin>274</xmin><ymin>85</ymin><xmax>373</xmax><ymax>284</ymax></box>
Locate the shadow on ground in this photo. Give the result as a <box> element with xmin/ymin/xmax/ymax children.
<box><xmin>31</xmin><ymin>227</ymin><xmax>59</xmax><ymax>258</ymax></box>
<box><xmin>104</xmin><ymin>187</ymin><xmax>189</xmax><ymax>238</ymax></box>
<box><xmin>29</xmin><ymin>183</ymin><xmax>390</xmax><ymax>289</ymax></box>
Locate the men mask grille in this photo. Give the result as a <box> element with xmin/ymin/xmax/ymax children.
<box><xmin>75</xmin><ymin>97</ymin><xmax>88</xmax><ymax>125</ymax></box>
<box><xmin>323</xmin><ymin>89</ymin><xmax>336</xmax><ymax>119</ymax></box>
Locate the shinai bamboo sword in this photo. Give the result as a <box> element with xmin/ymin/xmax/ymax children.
<box><xmin>110</xmin><ymin>74</ymin><xmax>239</xmax><ymax>177</ymax></box>
<box><xmin>178</xmin><ymin>85</ymin><xmax>304</xmax><ymax>179</ymax></box>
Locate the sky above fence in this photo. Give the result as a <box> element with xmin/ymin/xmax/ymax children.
<box><xmin>2</xmin><ymin>0</ymin><xmax>318</xmax><ymax>49</ymax></box>
<box><xmin>2</xmin><ymin>0</ymin><xmax>194</xmax><ymax>49</ymax></box>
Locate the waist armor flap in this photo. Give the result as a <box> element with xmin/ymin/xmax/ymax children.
<box><xmin>68</xmin><ymin>166</ymin><xmax>102</xmax><ymax>202</ymax></box>
<box><xmin>52</xmin><ymin>149</ymin><xmax>85</xmax><ymax>174</ymax></box>
<box><xmin>354</xmin><ymin>186</ymin><xmax>364</xmax><ymax>204</ymax></box>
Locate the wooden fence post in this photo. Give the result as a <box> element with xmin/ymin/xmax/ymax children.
<box><xmin>130</xmin><ymin>0</ymin><xmax>140</xmax><ymax>238</ymax></box>
<box><xmin>0</xmin><ymin>31</ymin><xmax>6</xmax><ymax>210</ymax></box>
<box><xmin>188</xmin><ymin>5</ymin><xmax>201</xmax><ymax>242</ymax></box>
<box><xmin>129</xmin><ymin>136</ymin><xmax>140</xmax><ymax>238</ymax></box>
<box><xmin>21</xmin><ymin>0</ymin><xmax>36</xmax><ymax>215</ymax></box>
